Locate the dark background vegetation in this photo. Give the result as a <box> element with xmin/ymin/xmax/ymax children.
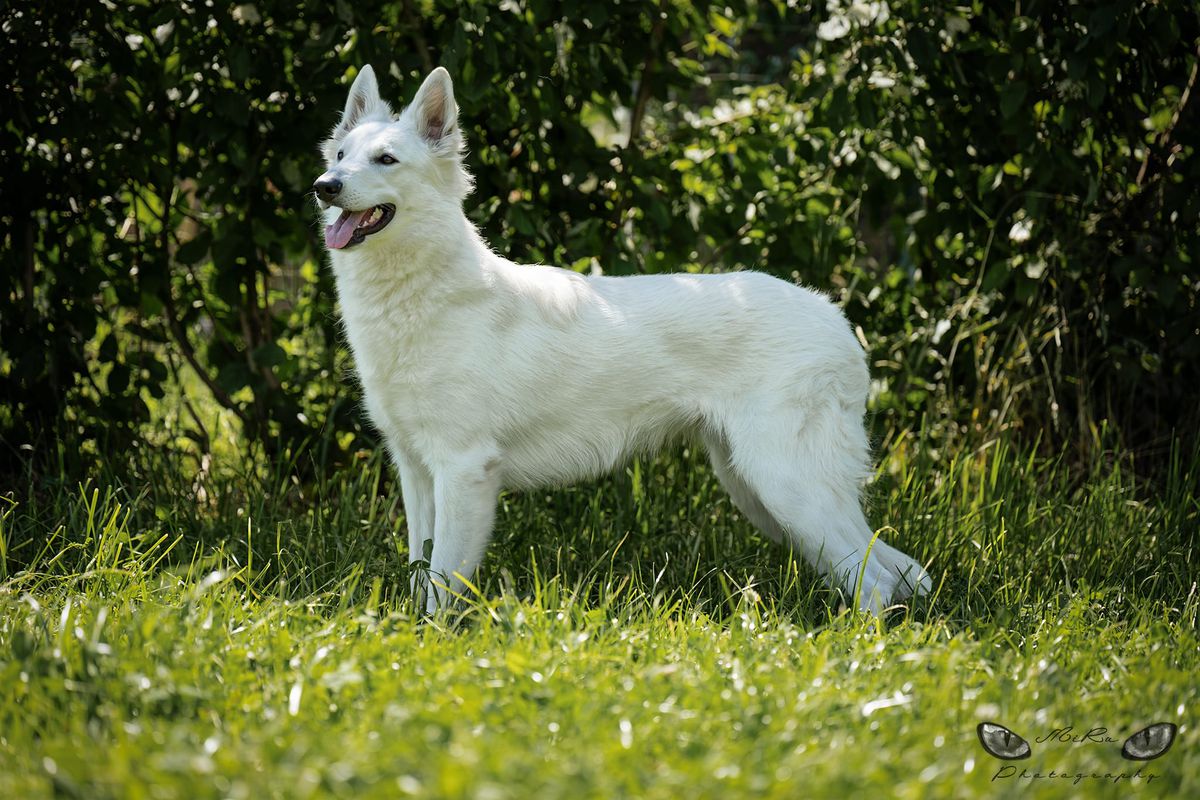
<box><xmin>3</xmin><ymin>0</ymin><xmax>1199</xmax><ymax>480</ymax></box>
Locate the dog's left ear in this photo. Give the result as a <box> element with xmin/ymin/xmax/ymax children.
<box><xmin>410</xmin><ymin>67</ymin><xmax>459</xmax><ymax>154</ymax></box>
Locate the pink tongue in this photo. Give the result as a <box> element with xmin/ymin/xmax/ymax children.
<box><xmin>325</xmin><ymin>208</ymin><xmax>372</xmax><ymax>250</ymax></box>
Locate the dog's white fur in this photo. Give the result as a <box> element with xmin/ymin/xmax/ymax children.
<box><xmin>316</xmin><ymin>65</ymin><xmax>931</xmax><ymax>614</ymax></box>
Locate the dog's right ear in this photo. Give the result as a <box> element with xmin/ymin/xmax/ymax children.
<box><xmin>336</xmin><ymin>65</ymin><xmax>391</xmax><ymax>137</ymax></box>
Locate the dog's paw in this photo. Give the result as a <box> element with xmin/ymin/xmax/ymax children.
<box><xmin>856</xmin><ymin>539</ymin><xmax>931</xmax><ymax>614</ymax></box>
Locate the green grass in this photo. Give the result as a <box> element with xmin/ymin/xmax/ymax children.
<box><xmin>0</xmin><ymin>434</ymin><xmax>1197</xmax><ymax>798</ymax></box>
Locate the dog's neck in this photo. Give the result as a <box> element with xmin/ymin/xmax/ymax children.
<box><xmin>329</xmin><ymin>204</ymin><xmax>494</xmax><ymax>321</ymax></box>
<box><xmin>328</xmin><ymin>203</ymin><xmax>503</xmax><ymax>393</ymax></box>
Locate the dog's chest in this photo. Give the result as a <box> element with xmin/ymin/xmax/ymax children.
<box><xmin>346</xmin><ymin>309</ymin><xmax>483</xmax><ymax>442</ymax></box>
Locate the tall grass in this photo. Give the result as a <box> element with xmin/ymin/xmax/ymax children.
<box><xmin>4</xmin><ymin>428</ymin><xmax>1196</xmax><ymax>627</ymax></box>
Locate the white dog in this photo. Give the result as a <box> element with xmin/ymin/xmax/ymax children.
<box><xmin>314</xmin><ymin>65</ymin><xmax>930</xmax><ymax>615</ymax></box>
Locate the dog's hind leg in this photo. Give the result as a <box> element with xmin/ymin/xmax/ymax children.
<box><xmin>722</xmin><ymin>400</ymin><xmax>930</xmax><ymax>613</ymax></box>
<box><xmin>701</xmin><ymin>430</ymin><xmax>788</xmax><ymax>545</ymax></box>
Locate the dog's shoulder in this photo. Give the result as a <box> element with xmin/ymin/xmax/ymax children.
<box><xmin>492</xmin><ymin>261</ymin><xmax>590</xmax><ymax>328</ymax></box>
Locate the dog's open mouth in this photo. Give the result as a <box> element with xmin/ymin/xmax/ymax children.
<box><xmin>324</xmin><ymin>204</ymin><xmax>395</xmax><ymax>250</ymax></box>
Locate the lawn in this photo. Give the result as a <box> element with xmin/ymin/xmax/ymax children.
<box><xmin>1</xmin><ymin>434</ymin><xmax>1196</xmax><ymax>798</ymax></box>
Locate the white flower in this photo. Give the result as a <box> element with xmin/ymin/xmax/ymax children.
<box><xmin>1008</xmin><ymin>218</ymin><xmax>1033</xmax><ymax>243</ymax></box>
<box><xmin>232</xmin><ymin>4</ymin><xmax>261</xmax><ymax>25</ymax></box>
<box><xmin>817</xmin><ymin>16</ymin><xmax>852</xmax><ymax>41</ymax></box>
<box><xmin>849</xmin><ymin>2</ymin><xmax>890</xmax><ymax>25</ymax></box>
<box><xmin>946</xmin><ymin>15</ymin><xmax>970</xmax><ymax>35</ymax></box>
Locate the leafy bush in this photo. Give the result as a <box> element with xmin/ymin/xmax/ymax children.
<box><xmin>2</xmin><ymin>0</ymin><xmax>1196</xmax><ymax>475</ymax></box>
<box><xmin>804</xmin><ymin>0</ymin><xmax>1200</xmax><ymax>451</ymax></box>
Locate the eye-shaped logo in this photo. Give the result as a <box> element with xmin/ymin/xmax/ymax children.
<box><xmin>1121</xmin><ymin>723</ymin><xmax>1177</xmax><ymax>761</ymax></box>
<box><xmin>977</xmin><ymin>722</ymin><xmax>1032</xmax><ymax>760</ymax></box>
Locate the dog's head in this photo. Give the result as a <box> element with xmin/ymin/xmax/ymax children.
<box><xmin>314</xmin><ymin>65</ymin><xmax>471</xmax><ymax>252</ymax></box>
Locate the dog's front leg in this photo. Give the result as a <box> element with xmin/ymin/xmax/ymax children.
<box><xmin>391</xmin><ymin>445</ymin><xmax>435</xmax><ymax>607</ymax></box>
<box><xmin>425</xmin><ymin>448</ymin><xmax>502</xmax><ymax>614</ymax></box>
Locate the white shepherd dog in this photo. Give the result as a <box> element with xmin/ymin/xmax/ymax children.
<box><xmin>314</xmin><ymin>65</ymin><xmax>931</xmax><ymax>615</ymax></box>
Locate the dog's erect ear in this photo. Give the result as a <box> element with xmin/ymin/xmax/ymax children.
<box><xmin>338</xmin><ymin>65</ymin><xmax>391</xmax><ymax>135</ymax></box>
<box><xmin>410</xmin><ymin>67</ymin><xmax>459</xmax><ymax>153</ymax></box>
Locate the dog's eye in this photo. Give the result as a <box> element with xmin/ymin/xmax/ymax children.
<box><xmin>1121</xmin><ymin>723</ymin><xmax>1177</xmax><ymax>761</ymax></box>
<box><xmin>977</xmin><ymin>722</ymin><xmax>1031</xmax><ymax>760</ymax></box>
<box><xmin>378</xmin><ymin>154</ymin><xmax>397</xmax><ymax>165</ymax></box>
<box><xmin>337</xmin><ymin>150</ymin><xmax>344</xmax><ymax>161</ymax></box>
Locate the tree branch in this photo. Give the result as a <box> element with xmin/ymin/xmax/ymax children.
<box><xmin>605</xmin><ymin>1</ymin><xmax>672</xmax><ymax>273</ymax></box>
<box><xmin>154</xmin><ymin>109</ymin><xmax>252</xmax><ymax>431</ymax></box>
<box><xmin>1136</xmin><ymin>41</ymin><xmax>1200</xmax><ymax>188</ymax></box>
<box><xmin>626</xmin><ymin>1</ymin><xmax>669</xmax><ymax>148</ymax></box>
<box><xmin>162</xmin><ymin>290</ymin><xmax>250</xmax><ymax>429</ymax></box>
<box><xmin>402</xmin><ymin>0</ymin><xmax>436</xmax><ymax>75</ymax></box>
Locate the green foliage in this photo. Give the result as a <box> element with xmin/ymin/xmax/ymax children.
<box><xmin>803</xmin><ymin>0</ymin><xmax>1200</xmax><ymax>446</ymax></box>
<box><xmin>2</xmin><ymin>0</ymin><xmax>1198</xmax><ymax>471</ymax></box>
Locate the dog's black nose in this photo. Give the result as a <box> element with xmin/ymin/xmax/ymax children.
<box><xmin>313</xmin><ymin>177</ymin><xmax>343</xmax><ymax>202</ymax></box>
